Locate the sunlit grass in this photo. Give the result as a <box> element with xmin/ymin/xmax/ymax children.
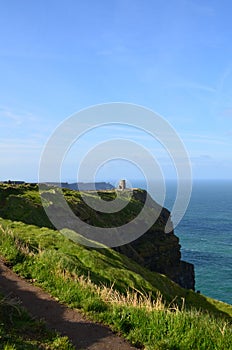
<box><xmin>0</xmin><ymin>219</ymin><xmax>232</xmax><ymax>349</ymax></box>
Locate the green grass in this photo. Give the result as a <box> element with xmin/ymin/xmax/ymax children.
<box><xmin>0</xmin><ymin>219</ymin><xmax>232</xmax><ymax>350</ymax></box>
<box><xmin>108</xmin><ymin>306</ymin><xmax>232</xmax><ymax>350</ymax></box>
<box><xmin>0</xmin><ymin>183</ymin><xmax>160</xmax><ymax>229</ymax></box>
<box><xmin>0</xmin><ymin>294</ymin><xmax>74</xmax><ymax>350</ymax></box>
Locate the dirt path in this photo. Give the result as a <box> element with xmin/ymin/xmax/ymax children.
<box><xmin>0</xmin><ymin>259</ymin><xmax>138</xmax><ymax>350</ymax></box>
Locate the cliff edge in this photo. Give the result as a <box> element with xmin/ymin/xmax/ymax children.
<box><xmin>0</xmin><ymin>183</ymin><xmax>195</xmax><ymax>290</ymax></box>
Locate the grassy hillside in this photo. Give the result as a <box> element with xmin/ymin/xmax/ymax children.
<box><xmin>0</xmin><ymin>183</ymin><xmax>148</xmax><ymax>229</ymax></box>
<box><xmin>0</xmin><ymin>183</ymin><xmax>194</xmax><ymax>290</ymax></box>
<box><xmin>0</xmin><ymin>183</ymin><xmax>232</xmax><ymax>349</ymax></box>
<box><xmin>0</xmin><ymin>218</ymin><xmax>232</xmax><ymax>349</ymax></box>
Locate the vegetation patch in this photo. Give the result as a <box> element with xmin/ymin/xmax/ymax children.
<box><xmin>0</xmin><ymin>219</ymin><xmax>232</xmax><ymax>349</ymax></box>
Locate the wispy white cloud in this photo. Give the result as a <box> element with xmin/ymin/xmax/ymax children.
<box><xmin>167</xmin><ymin>79</ymin><xmax>216</xmax><ymax>93</ymax></box>
<box><xmin>0</xmin><ymin>137</ymin><xmax>42</xmax><ymax>150</ymax></box>
<box><xmin>191</xmin><ymin>154</ymin><xmax>212</xmax><ymax>162</ymax></box>
<box><xmin>0</xmin><ymin>106</ymin><xmax>39</xmax><ymax>126</ymax></box>
<box><xmin>213</xmin><ymin>65</ymin><xmax>232</xmax><ymax>120</ymax></box>
<box><xmin>182</xmin><ymin>133</ymin><xmax>228</xmax><ymax>146</ymax></box>
<box><xmin>0</xmin><ymin>106</ymin><xmax>57</xmax><ymax>146</ymax></box>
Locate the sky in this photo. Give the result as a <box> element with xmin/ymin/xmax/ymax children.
<box><xmin>1</xmin><ymin>0</ymin><xmax>232</xmax><ymax>183</ymax></box>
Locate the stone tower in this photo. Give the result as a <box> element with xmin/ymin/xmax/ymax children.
<box><xmin>118</xmin><ymin>179</ymin><xmax>126</xmax><ymax>190</ymax></box>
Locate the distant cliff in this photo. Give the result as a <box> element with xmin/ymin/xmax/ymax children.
<box><xmin>0</xmin><ymin>183</ymin><xmax>194</xmax><ymax>290</ymax></box>
<box><xmin>42</xmin><ymin>182</ymin><xmax>115</xmax><ymax>191</ymax></box>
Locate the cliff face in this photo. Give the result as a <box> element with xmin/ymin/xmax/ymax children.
<box><xmin>114</xmin><ymin>190</ymin><xmax>195</xmax><ymax>290</ymax></box>
<box><xmin>114</xmin><ymin>226</ymin><xmax>195</xmax><ymax>290</ymax></box>
<box><xmin>0</xmin><ymin>183</ymin><xmax>195</xmax><ymax>290</ymax></box>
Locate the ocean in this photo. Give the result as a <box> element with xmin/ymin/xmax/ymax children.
<box><xmin>132</xmin><ymin>179</ymin><xmax>232</xmax><ymax>305</ymax></box>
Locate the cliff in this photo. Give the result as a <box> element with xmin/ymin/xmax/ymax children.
<box><xmin>0</xmin><ymin>183</ymin><xmax>194</xmax><ymax>290</ymax></box>
<box><xmin>114</xmin><ymin>190</ymin><xmax>195</xmax><ymax>290</ymax></box>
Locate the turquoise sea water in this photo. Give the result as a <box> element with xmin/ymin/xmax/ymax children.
<box><xmin>132</xmin><ymin>179</ymin><xmax>232</xmax><ymax>305</ymax></box>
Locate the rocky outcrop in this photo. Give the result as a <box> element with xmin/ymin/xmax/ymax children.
<box><xmin>115</xmin><ymin>190</ymin><xmax>195</xmax><ymax>290</ymax></box>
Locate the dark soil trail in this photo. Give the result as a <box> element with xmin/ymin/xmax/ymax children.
<box><xmin>0</xmin><ymin>259</ymin><xmax>137</xmax><ymax>350</ymax></box>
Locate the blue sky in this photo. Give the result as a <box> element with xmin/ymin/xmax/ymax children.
<box><xmin>1</xmin><ymin>0</ymin><xmax>232</xmax><ymax>182</ymax></box>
